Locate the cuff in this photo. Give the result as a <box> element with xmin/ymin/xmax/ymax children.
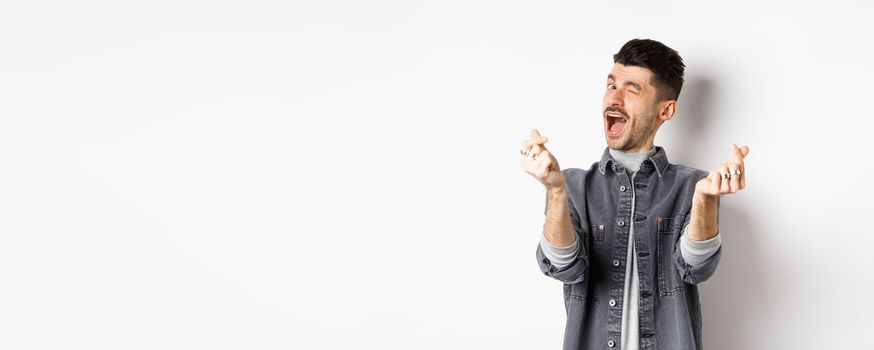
<box><xmin>679</xmin><ymin>225</ymin><xmax>722</xmax><ymax>266</ymax></box>
<box><xmin>539</xmin><ymin>234</ymin><xmax>579</xmax><ymax>268</ymax></box>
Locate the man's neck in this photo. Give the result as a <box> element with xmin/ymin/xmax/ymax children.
<box><xmin>608</xmin><ymin>146</ymin><xmax>657</xmax><ymax>174</ymax></box>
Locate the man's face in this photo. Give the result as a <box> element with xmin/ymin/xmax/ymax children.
<box><xmin>602</xmin><ymin>63</ymin><xmax>663</xmax><ymax>152</ymax></box>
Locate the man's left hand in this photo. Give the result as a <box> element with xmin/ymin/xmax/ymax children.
<box><xmin>695</xmin><ymin>144</ymin><xmax>750</xmax><ymax>198</ymax></box>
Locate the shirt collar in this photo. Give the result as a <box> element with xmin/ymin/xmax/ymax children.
<box><xmin>598</xmin><ymin>145</ymin><xmax>669</xmax><ymax>178</ymax></box>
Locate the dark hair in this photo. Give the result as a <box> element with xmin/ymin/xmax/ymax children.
<box><xmin>613</xmin><ymin>38</ymin><xmax>685</xmax><ymax>101</ymax></box>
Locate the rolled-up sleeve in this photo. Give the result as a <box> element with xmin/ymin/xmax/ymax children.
<box><xmin>679</xmin><ymin>226</ymin><xmax>722</xmax><ymax>266</ymax></box>
<box><xmin>672</xmin><ymin>210</ymin><xmax>722</xmax><ymax>284</ymax></box>
<box><xmin>539</xmin><ymin>233</ymin><xmax>579</xmax><ymax>268</ymax></box>
<box><xmin>536</xmin><ymin>239</ymin><xmax>588</xmax><ymax>284</ymax></box>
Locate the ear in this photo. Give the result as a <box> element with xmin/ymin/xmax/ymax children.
<box><xmin>658</xmin><ymin>100</ymin><xmax>676</xmax><ymax>122</ymax></box>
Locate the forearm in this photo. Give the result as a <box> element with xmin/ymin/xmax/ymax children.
<box><xmin>687</xmin><ymin>192</ymin><xmax>719</xmax><ymax>241</ymax></box>
<box><xmin>543</xmin><ymin>187</ymin><xmax>576</xmax><ymax>247</ymax></box>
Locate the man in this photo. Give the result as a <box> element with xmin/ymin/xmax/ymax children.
<box><xmin>520</xmin><ymin>39</ymin><xmax>749</xmax><ymax>350</ymax></box>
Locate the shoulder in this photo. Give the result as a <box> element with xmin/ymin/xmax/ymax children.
<box><xmin>561</xmin><ymin>161</ymin><xmax>601</xmax><ymax>181</ymax></box>
<box><xmin>560</xmin><ymin>167</ymin><xmax>585</xmax><ymax>180</ymax></box>
<box><xmin>560</xmin><ymin>161</ymin><xmax>602</xmax><ymax>193</ymax></box>
<box><xmin>665</xmin><ymin>163</ymin><xmax>709</xmax><ymax>183</ymax></box>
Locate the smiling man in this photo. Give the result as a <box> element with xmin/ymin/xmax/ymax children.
<box><xmin>520</xmin><ymin>39</ymin><xmax>750</xmax><ymax>349</ymax></box>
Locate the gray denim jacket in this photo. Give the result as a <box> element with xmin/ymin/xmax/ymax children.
<box><xmin>536</xmin><ymin>146</ymin><xmax>721</xmax><ymax>350</ymax></box>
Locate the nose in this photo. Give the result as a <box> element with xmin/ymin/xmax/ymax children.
<box><xmin>604</xmin><ymin>88</ymin><xmax>623</xmax><ymax>108</ymax></box>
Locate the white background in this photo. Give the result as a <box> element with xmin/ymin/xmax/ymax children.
<box><xmin>2</xmin><ymin>1</ymin><xmax>873</xmax><ymax>349</ymax></box>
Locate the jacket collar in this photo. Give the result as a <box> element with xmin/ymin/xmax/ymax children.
<box><xmin>598</xmin><ymin>145</ymin><xmax>669</xmax><ymax>178</ymax></box>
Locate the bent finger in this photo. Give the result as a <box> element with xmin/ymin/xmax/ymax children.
<box><xmin>719</xmin><ymin>164</ymin><xmax>731</xmax><ymax>194</ymax></box>
<box><xmin>521</xmin><ymin>137</ymin><xmax>549</xmax><ymax>151</ymax></box>
<box><xmin>729</xmin><ymin>161</ymin><xmax>741</xmax><ymax>193</ymax></box>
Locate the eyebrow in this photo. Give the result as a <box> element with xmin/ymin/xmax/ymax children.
<box><xmin>607</xmin><ymin>74</ymin><xmax>643</xmax><ymax>91</ymax></box>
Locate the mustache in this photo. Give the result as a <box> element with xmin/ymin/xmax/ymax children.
<box><xmin>604</xmin><ymin>106</ymin><xmax>628</xmax><ymax>118</ymax></box>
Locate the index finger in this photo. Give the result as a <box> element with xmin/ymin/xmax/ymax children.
<box><xmin>529</xmin><ymin>129</ymin><xmax>542</xmax><ymax>140</ymax></box>
<box><xmin>523</xmin><ymin>137</ymin><xmax>548</xmax><ymax>149</ymax></box>
<box><xmin>731</xmin><ymin>144</ymin><xmax>749</xmax><ymax>163</ymax></box>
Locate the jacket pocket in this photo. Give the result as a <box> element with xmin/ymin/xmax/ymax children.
<box><xmin>656</xmin><ymin>215</ymin><xmax>685</xmax><ymax>295</ymax></box>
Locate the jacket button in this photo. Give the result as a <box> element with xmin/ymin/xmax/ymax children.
<box><xmin>618</xmin><ymin>220</ymin><xmax>625</xmax><ymax>227</ymax></box>
<box><xmin>608</xmin><ymin>340</ymin><xmax>615</xmax><ymax>347</ymax></box>
<box><xmin>599</xmin><ymin>224</ymin><xmax>604</xmax><ymax>230</ymax></box>
<box><xmin>609</xmin><ymin>299</ymin><xmax>617</xmax><ymax>307</ymax></box>
<box><xmin>619</xmin><ymin>185</ymin><xmax>626</xmax><ymax>192</ymax></box>
<box><xmin>613</xmin><ymin>259</ymin><xmax>620</xmax><ymax>267</ymax></box>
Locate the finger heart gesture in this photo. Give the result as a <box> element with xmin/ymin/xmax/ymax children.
<box><xmin>519</xmin><ymin>129</ymin><xmax>565</xmax><ymax>191</ymax></box>
<box><xmin>696</xmin><ymin>144</ymin><xmax>750</xmax><ymax>197</ymax></box>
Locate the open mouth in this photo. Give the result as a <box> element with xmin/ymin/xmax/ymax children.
<box><xmin>605</xmin><ymin>111</ymin><xmax>627</xmax><ymax>137</ymax></box>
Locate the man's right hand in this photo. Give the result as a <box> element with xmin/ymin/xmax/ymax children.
<box><xmin>520</xmin><ymin>129</ymin><xmax>566</xmax><ymax>192</ymax></box>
